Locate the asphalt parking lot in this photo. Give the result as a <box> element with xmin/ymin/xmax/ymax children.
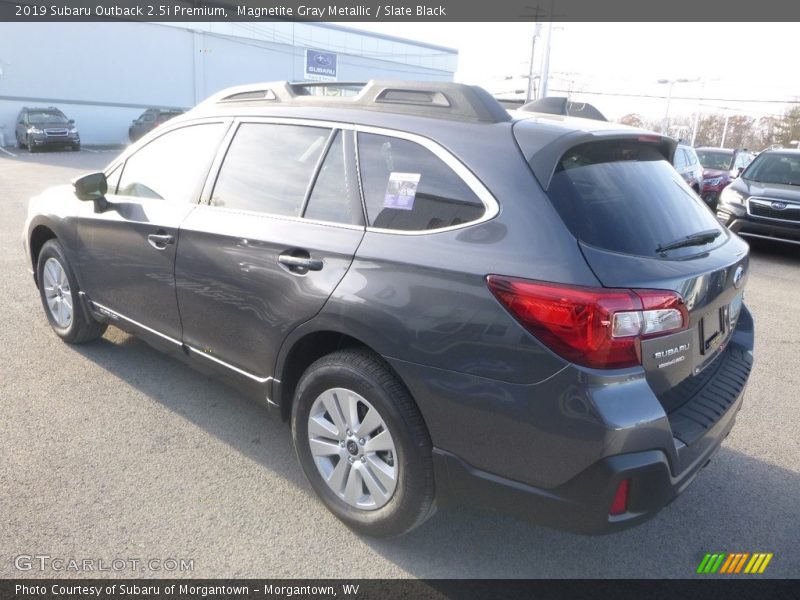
<box><xmin>1</xmin><ymin>149</ymin><xmax>799</xmax><ymax>579</ymax></box>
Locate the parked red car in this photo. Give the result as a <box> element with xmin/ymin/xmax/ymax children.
<box><xmin>696</xmin><ymin>147</ymin><xmax>754</xmax><ymax>208</ymax></box>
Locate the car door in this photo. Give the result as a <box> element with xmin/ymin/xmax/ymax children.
<box><xmin>175</xmin><ymin>120</ymin><xmax>364</xmax><ymax>381</ymax></box>
<box><xmin>673</xmin><ymin>148</ymin><xmax>690</xmax><ymax>183</ymax></box>
<box><xmin>75</xmin><ymin>120</ymin><xmax>229</xmax><ymax>342</ymax></box>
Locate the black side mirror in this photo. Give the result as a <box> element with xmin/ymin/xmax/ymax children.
<box><xmin>68</xmin><ymin>119</ymin><xmax>75</xmax><ymax>125</ymax></box>
<box><xmin>73</xmin><ymin>172</ymin><xmax>109</xmax><ymax>212</ymax></box>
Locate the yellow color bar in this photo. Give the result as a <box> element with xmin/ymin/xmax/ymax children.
<box><xmin>758</xmin><ymin>553</ymin><xmax>774</xmax><ymax>574</ymax></box>
<box><xmin>747</xmin><ymin>554</ymin><xmax>766</xmax><ymax>574</ymax></box>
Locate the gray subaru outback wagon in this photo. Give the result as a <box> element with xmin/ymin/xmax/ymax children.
<box><xmin>23</xmin><ymin>81</ymin><xmax>754</xmax><ymax>537</ymax></box>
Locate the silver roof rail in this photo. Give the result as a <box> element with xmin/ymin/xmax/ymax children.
<box><xmin>197</xmin><ymin>80</ymin><xmax>511</xmax><ymax>124</ymax></box>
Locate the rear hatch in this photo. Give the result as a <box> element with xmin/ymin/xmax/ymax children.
<box><xmin>514</xmin><ymin>124</ymin><xmax>750</xmax><ymax>433</ymax></box>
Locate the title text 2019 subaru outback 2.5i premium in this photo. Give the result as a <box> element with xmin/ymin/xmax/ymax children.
<box><xmin>23</xmin><ymin>81</ymin><xmax>754</xmax><ymax>537</ymax></box>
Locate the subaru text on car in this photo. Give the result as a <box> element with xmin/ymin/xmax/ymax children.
<box><xmin>23</xmin><ymin>81</ymin><xmax>754</xmax><ymax>537</ymax></box>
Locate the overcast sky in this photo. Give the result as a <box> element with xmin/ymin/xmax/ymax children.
<box><xmin>348</xmin><ymin>22</ymin><xmax>799</xmax><ymax>122</ymax></box>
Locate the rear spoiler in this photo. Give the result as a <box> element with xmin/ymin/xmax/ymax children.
<box><xmin>515</xmin><ymin>127</ymin><xmax>677</xmax><ymax>190</ymax></box>
<box><xmin>519</xmin><ymin>97</ymin><xmax>608</xmax><ymax>122</ymax></box>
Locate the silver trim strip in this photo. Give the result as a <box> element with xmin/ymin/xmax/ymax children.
<box><xmin>355</xmin><ymin>125</ymin><xmax>500</xmax><ymax>236</ymax></box>
<box><xmin>737</xmin><ymin>232</ymin><xmax>800</xmax><ymax>246</ymax></box>
<box><xmin>186</xmin><ymin>346</ymin><xmax>275</xmax><ymax>384</ymax></box>
<box><xmin>162</xmin><ymin>115</ymin><xmax>498</xmax><ymax>236</ymax></box>
<box><xmin>90</xmin><ymin>301</ymin><xmax>277</xmax><ymax>384</ymax></box>
<box><xmin>90</xmin><ymin>301</ymin><xmax>182</xmax><ymax>346</ymax></box>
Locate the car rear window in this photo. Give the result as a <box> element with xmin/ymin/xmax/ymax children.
<box><xmin>545</xmin><ymin>140</ymin><xmax>725</xmax><ymax>257</ymax></box>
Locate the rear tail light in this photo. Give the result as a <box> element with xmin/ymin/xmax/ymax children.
<box><xmin>486</xmin><ymin>276</ymin><xmax>688</xmax><ymax>369</ymax></box>
<box><xmin>609</xmin><ymin>479</ymin><xmax>630</xmax><ymax>516</ymax></box>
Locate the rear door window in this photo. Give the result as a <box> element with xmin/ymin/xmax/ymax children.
<box><xmin>211</xmin><ymin>123</ymin><xmax>330</xmax><ymax>216</ymax></box>
<box><xmin>545</xmin><ymin>140</ymin><xmax>725</xmax><ymax>257</ymax></box>
<box><xmin>357</xmin><ymin>132</ymin><xmax>485</xmax><ymax>232</ymax></box>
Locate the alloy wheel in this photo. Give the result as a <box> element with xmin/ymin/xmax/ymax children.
<box><xmin>42</xmin><ymin>257</ymin><xmax>73</xmax><ymax>328</ymax></box>
<box><xmin>307</xmin><ymin>387</ymin><xmax>398</xmax><ymax>510</ymax></box>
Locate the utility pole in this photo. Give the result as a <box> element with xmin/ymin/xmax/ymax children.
<box><xmin>525</xmin><ymin>24</ymin><xmax>542</xmax><ymax>102</ymax></box>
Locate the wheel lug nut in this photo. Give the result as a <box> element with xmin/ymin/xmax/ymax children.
<box><xmin>348</xmin><ymin>456</ymin><xmax>354</xmax><ymax>463</ymax></box>
<box><xmin>359</xmin><ymin>438</ymin><xmax>365</xmax><ymax>445</ymax></box>
<box><xmin>339</xmin><ymin>441</ymin><xmax>345</xmax><ymax>447</ymax></box>
<box><xmin>346</xmin><ymin>429</ymin><xmax>351</xmax><ymax>436</ymax></box>
<box><xmin>360</xmin><ymin>456</ymin><xmax>366</xmax><ymax>463</ymax></box>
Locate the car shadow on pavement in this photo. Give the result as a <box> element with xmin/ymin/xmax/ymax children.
<box><xmin>70</xmin><ymin>330</ymin><xmax>305</xmax><ymax>488</ymax></box>
<box><xmin>70</xmin><ymin>329</ymin><xmax>799</xmax><ymax>579</ymax></box>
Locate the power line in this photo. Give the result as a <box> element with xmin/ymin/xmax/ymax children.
<box><xmin>551</xmin><ymin>88</ymin><xmax>799</xmax><ymax>105</ymax></box>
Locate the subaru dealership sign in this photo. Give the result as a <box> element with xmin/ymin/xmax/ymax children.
<box><xmin>305</xmin><ymin>49</ymin><xmax>337</xmax><ymax>81</ymax></box>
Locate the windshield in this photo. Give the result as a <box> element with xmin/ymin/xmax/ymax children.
<box><xmin>742</xmin><ymin>153</ymin><xmax>800</xmax><ymax>186</ymax></box>
<box><xmin>696</xmin><ymin>150</ymin><xmax>734</xmax><ymax>171</ymax></box>
<box><xmin>28</xmin><ymin>111</ymin><xmax>69</xmax><ymax>125</ymax></box>
<box><xmin>545</xmin><ymin>140</ymin><xmax>725</xmax><ymax>257</ymax></box>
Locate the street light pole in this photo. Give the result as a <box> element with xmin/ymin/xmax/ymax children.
<box><xmin>538</xmin><ymin>22</ymin><xmax>553</xmax><ymax>99</ymax></box>
<box><xmin>657</xmin><ymin>77</ymin><xmax>699</xmax><ymax>137</ymax></box>
<box><xmin>690</xmin><ymin>110</ymin><xmax>701</xmax><ymax>146</ymax></box>
<box><xmin>720</xmin><ymin>114</ymin><xmax>730</xmax><ymax>148</ymax></box>
<box><xmin>525</xmin><ymin>24</ymin><xmax>542</xmax><ymax>103</ymax></box>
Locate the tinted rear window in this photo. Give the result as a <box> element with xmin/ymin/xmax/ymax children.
<box><xmin>545</xmin><ymin>141</ymin><xmax>724</xmax><ymax>257</ymax></box>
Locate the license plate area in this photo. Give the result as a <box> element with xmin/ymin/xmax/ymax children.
<box><xmin>699</xmin><ymin>292</ymin><xmax>743</xmax><ymax>355</ymax></box>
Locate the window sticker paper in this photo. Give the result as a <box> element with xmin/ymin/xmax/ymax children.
<box><xmin>383</xmin><ymin>172</ymin><xmax>421</xmax><ymax>211</ymax></box>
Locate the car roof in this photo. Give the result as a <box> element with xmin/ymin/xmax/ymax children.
<box><xmin>181</xmin><ymin>80</ymin><xmax>665</xmax><ymax>149</ymax></box>
<box><xmin>759</xmin><ymin>149</ymin><xmax>800</xmax><ymax>157</ymax></box>
<box><xmin>696</xmin><ymin>147</ymin><xmax>739</xmax><ymax>154</ymax></box>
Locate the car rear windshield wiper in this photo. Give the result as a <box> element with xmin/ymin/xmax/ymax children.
<box><xmin>656</xmin><ymin>229</ymin><xmax>721</xmax><ymax>253</ymax></box>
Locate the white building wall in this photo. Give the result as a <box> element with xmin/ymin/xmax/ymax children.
<box><xmin>0</xmin><ymin>22</ymin><xmax>455</xmax><ymax>145</ymax></box>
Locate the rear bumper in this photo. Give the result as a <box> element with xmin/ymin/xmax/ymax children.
<box><xmin>426</xmin><ymin>308</ymin><xmax>754</xmax><ymax>534</ymax></box>
<box><xmin>434</xmin><ymin>382</ymin><xmax>743</xmax><ymax>534</ymax></box>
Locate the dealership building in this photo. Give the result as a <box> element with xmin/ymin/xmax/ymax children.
<box><xmin>0</xmin><ymin>22</ymin><xmax>457</xmax><ymax>145</ymax></box>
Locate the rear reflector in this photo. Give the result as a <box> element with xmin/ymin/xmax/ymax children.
<box><xmin>609</xmin><ymin>479</ymin><xmax>630</xmax><ymax>516</ymax></box>
<box><xmin>486</xmin><ymin>276</ymin><xmax>688</xmax><ymax>369</ymax></box>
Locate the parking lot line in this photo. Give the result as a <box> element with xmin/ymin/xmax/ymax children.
<box><xmin>0</xmin><ymin>147</ymin><xmax>18</xmax><ymax>157</ymax></box>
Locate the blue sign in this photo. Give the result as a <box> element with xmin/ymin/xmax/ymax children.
<box><xmin>305</xmin><ymin>49</ymin><xmax>337</xmax><ymax>81</ymax></box>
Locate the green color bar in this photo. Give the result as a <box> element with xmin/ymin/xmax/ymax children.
<box><xmin>697</xmin><ymin>554</ymin><xmax>712</xmax><ymax>574</ymax></box>
<box><xmin>703</xmin><ymin>554</ymin><xmax>719</xmax><ymax>573</ymax></box>
<box><xmin>710</xmin><ymin>554</ymin><xmax>726</xmax><ymax>573</ymax></box>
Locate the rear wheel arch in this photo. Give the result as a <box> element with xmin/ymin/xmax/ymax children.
<box><xmin>274</xmin><ymin>330</ymin><xmax>417</xmax><ymax>424</ymax></box>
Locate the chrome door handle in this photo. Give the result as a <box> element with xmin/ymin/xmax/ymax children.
<box><xmin>278</xmin><ymin>254</ymin><xmax>323</xmax><ymax>272</ymax></box>
<box><xmin>147</xmin><ymin>232</ymin><xmax>175</xmax><ymax>249</ymax></box>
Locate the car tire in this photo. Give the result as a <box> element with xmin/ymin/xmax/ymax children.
<box><xmin>28</xmin><ymin>138</ymin><xmax>37</xmax><ymax>153</ymax></box>
<box><xmin>72</xmin><ymin>144</ymin><xmax>80</xmax><ymax>152</ymax></box>
<box><xmin>292</xmin><ymin>348</ymin><xmax>436</xmax><ymax>538</ymax></box>
<box><xmin>36</xmin><ymin>239</ymin><xmax>107</xmax><ymax>344</ymax></box>
<box><xmin>16</xmin><ymin>134</ymin><xmax>24</xmax><ymax>149</ymax></box>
